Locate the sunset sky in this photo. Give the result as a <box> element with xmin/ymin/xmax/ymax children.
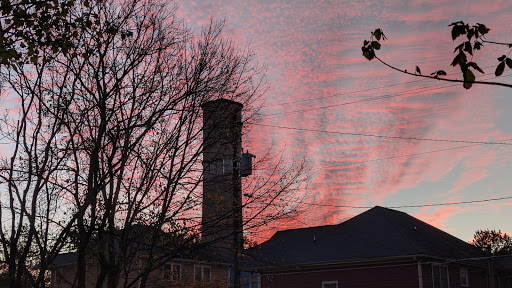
<box><xmin>179</xmin><ymin>0</ymin><xmax>512</xmax><ymax>242</ymax></box>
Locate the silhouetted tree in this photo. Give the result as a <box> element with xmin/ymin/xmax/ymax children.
<box><xmin>471</xmin><ymin>229</ymin><xmax>512</xmax><ymax>255</ymax></box>
<box><xmin>361</xmin><ymin>22</ymin><xmax>512</xmax><ymax>89</ymax></box>
<box><xmin>0</xmin><ymin>0</ymin><xmax>92</xmax><ymax>66</ymax></box>
<box><xmin>0</xmin><ymin>0</ymin><xmax>308</xmax><ymax>287</ymax></box>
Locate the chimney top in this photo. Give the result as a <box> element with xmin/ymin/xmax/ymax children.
<box><xmin>201</xmin><ymin>98</ymin><xmax>243</xmax><ymax>110</ymax></box>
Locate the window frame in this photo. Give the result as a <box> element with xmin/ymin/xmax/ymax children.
<box><xmin>53</xmin><ymin>268</ymin><xmax>64</xmax><ymax>287</ymax></box>
<box><xmin>194</xmin><ymin>265</ymin><xmax>211</xmax><ymax>282</ymax></box>
<box><xmin>432</xmin><ymin>264</ymin><xmax>450</xmax><ymax>288</ymax></box>
<box><xmin>250</xmin><ymin>273</ymin><xmax>261</xmax><ymax>288</ymax></box>
<box><xmin>459</xmin><ymin>266</ymin><xmax>469</xmax><ymax>287</ymax></box>
<box><xmin>322</xmin><ymin>280</ymin><xmax>338</xmax><ymax>288</ymax></box>
<box><xmin>163</xmin><ymin>263</ymin><xmax>182</xmax><ymax>281</ymax></box>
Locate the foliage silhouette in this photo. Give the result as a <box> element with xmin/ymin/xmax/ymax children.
<box><xmin>471</xmin><ymin>229</ymin><xmax>512</xmax><ymax>255</ymax></box>
<box><xmin>362</xmin><ymin>22</ymin><xmax>512</xmax><ymax>89</ymax></box>
<box><xmin>0</xmin><ymin>0</ymin><xmax>308</xmax><ymax>287</ymax></box>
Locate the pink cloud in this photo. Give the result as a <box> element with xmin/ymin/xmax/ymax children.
<box><xmin>177</xmin><ymin>0</ymin><xmax>512</xmax><ymax>242</ymax></box>
<box><xmin>414</xmin><ymin>206</ymin><xmax>465</xmax><ymax>231</ymax></box>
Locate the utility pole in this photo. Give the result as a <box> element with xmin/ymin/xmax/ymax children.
<box><xmin>488</xmin><ymin>245</ymin><xmax>495</xmax><ymax>288</ymax></box>
<box><xmin>232</xmin><ymin>110</ymin><xmax>242</xmax><ymax>288</ymax></box>
<box><xmin>488</xmin><ymin>257</ymin><xmax>495</xmax><ymax>288</ymax></box>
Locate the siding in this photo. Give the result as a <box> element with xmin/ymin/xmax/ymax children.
<box><xmin>261</xmin><ymin>263</ymin><xmax>419</xmax><ymax>288</ymax></box>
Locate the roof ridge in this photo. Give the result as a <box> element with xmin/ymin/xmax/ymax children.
<box><xmin>270</xmin><ymin>206</ymin><xmax>389</xmax><ymax>236</ymax></box>
<box><xmin>381</xmin><ymin>209</ymin><xmax>424</xmax><ymax>253</ymax></box>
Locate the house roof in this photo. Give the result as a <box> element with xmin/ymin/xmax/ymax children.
<box><xmin>246</xmin><ymin>206</ymin><xmax>485</xmax><ymax>268</ymax></box>
<box><xmin>47</xmin><ymin>252</ymin><xmax>78</xmax><ymax>268</ymax></box>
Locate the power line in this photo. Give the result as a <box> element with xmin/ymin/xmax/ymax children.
<box><xmin>261</xmin><ymin>72</ymin><xmax>512</xmax><ymax>118</ymax></box>
<box><xmin>294</xmin><ymin>137</ymin><xmax>512</xmax><ymax>174</ymax></box>
<box><xmin>265</xmin><ymin>55</ymin><xmax>511</xmax><ymax>108</ymax></box>
<box><xmin>255</xmin><ymin>123</ymin><xmax>512</xmax><ymax>146</ymax></box>
<box><xmin>300</xmin><ymin>195</ymin><xmax>512</xmax><ymax>209</ymax></box>
<box><xmin>265</xmin><ymin>78</ymin><xmax>430</xmax><ymax>107</ymax></box>
<box><xmin>363</xmin><ymin>138</ymin><xmax>512</xmax><ymax>163</ymax></box>
<box><xmin>262</xmin><ymin>83</ymin><xmax>451</xmax><ymax>118</ymax></box>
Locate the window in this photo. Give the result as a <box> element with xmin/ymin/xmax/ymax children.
<box><xmin>223</xmin><ymin>159</ymin><xmax>233</xmax><ymax>174</ymax></box>
<box><xmin>459</xmin><ymin>267</ymin><xmax>469</xmax><ymax>286</ymax></box>
<box><xmin>432</xmin><ymin>265</ymin><xmax>449</xmax><ymax>288</ymax></box>
<box><xmin>236</xmin><ymin>271</ymin><xmax>260</xmax><ymax>288</ymax></box>
<box><xmin>250</xmin><ymin>274</ymin><xmax>261</xmax><ymax>288</ymax></box>
<box><xmin>53</xmin><ymin>269</ymin><xmax>64</xmax><ymax>287</ymax></box>
<box><xmin>194</xmin><ymin>265</ymin><xmax>211</xmax><ymax>282</ymax></box>
<box><xmin>322</xmin><ymin>281</ymin><xmax>338</xmax><ymax>288</ymax></box>
<box><xmin>163</xmin><ymin>263</ymin><xmax>181</xmax><ymax>281</ymax></box>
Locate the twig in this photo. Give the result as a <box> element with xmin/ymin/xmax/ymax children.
<box><xmin>375</xmin><ymin>55</ymin><xmax>512</xmax><ymax>89</ymax></box>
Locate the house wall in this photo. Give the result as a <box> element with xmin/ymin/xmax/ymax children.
<box><xmin>50</xmin><ymin>259</ymin><xmax>229</xmax><ymax>288</ymax></box>
<box><xmin>261</xmin><ymin>263</ymin><xmax>419</xmax><ymax>288</ymax></box>
<box><xmin>159</xmin><ymin>261</ymin><xmax>229</xmax><ymax>288</ymax></box>
<box><xmin>419</xmin><ymin>263</ymin><xmax>488</xmax><ymax>288</ymax></box>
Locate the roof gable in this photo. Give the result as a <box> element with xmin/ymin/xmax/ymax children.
<box><xmin>248</xmin><ymin>206</ymin><xmax>484</xmax><ymax>267</ymax></box>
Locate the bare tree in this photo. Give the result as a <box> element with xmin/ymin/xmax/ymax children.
<box><xmin>0</xmin><ymin>0</ymin><xmax>308</xmax><ymax>287</ymax></box>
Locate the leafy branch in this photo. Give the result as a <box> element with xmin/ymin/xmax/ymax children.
<box><xmin>361</xmin><ymin>22</ymin><xmax>512</xmax><ymax>89</ymax></box>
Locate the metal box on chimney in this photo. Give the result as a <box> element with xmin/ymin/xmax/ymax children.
<box><xmin>240</xmin><ymin>151</ymin><xmax>255</xmax><ymax>177</ymax></box>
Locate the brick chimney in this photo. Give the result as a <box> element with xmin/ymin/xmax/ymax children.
<box><xmin>201</xmin><ymin>99</ymin><xmax>243</xmax><ymax>254</ymax></box>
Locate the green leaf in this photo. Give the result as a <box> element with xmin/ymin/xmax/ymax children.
<box><xmin>451</xmin><ymin>25</ymin><xmax>467</xmax><ymax>41</ymax></box>
<box><xmin>464</xmin><ymin>41</ymin><xmax>472</xmax><ymax>55</ymax></box>
<box><xmin>451</xmin><ymin>51</ymin><xmax>467</xmax><ymax>67</ymax></box>
<box><xmin>473</xmin><ymin>41</ymin><xmax>482</xmax><ymax>50</ymax></box>
<box><xmin>106</xmin><ymin>26</ymin><xmax>118</xmax><ymax>35</ymax></box>
<box><xmin>448</xmin><ymin>21</ymin><xmax>464</xmax><ymax>26</ymax></box>
<box><xmin>362</xmin><ymin>46</ymin><xmax>375</xmax><ymax>61</ymax></box>
<box><xmin>451</xmin><ymin>26</ymin><xmax>460</xmax><ymax>40</ymax></box>
<box><xmin>495</xmin><ymin>61</ymin><xmax>505</xmax><ymax>77</ymax></box>
<box><xmin>430</xmin><ymin>70</ymin><xmax>447</xmax><ymax>77</ymax></box>
<box><xmin>467</xmin><ymin>29</ymin><xmax>474</xmax><ymax>41</ymax></box>
<box><xmin>468</xmin><ymin>62</ymin><xmax>484</xmax><ymax>74</ymax></box>
<box><xmin>478</xmin><ymin>24</ymin><xmax>490</xmax><ymax>35</ymax></box>
<box><xmin>374</xmin><ymin>29</ymin><xmax>381</xmax><ymax>41</ymax></box>
<box><xmin>371</xmin><ymin>41</ymin><xmax>381</xmax><ymax>50</ymax></box>
<box><xmin>463</xmin><ymin>68</ymin><xmax>475</xmax><ymax>89</ymax></box>
<box><xmin>362</xmin><ymin>48</ymin><xmax>375</xmax><ymax>61</ymax></box>
<box><xmin>497</xmin><ymin>55</ymin><xmax>506</xmax><ymax>62</ymax></box>
<box><xmin>458</xmin><ymin>52</ymin><xmax>467</xmax><ymax>65</ymax></box>
<box><xmin>506</xmin><ymin>58</ymin><xmax>512</xmax><ymax>69</ymax></box>
<box><xmin>453</xmin><ymin>43</ymin><xmax>464</xmax><ymax>53</ymax></box>
<box><xmin>30</xmin><ymin>55</ymin><xmax>38</xmax><ymax>64</ymax></box>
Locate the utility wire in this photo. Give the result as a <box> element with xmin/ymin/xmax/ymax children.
<box><xmin>266</xmin><ymin>44</ymin><xmax>512</xmax><ymax>107</ymax></box>
<box><xmin>255</xmin><ymin>123</ymin><xmax>512</xmax><ymax>146</ymax></box>
<box><xmin>363</xmin><ymin>137</ymin><xmax>512</xmax><ymax>163</ymax></box>
<box><xmin>292</xmin><ymin>137</ymin><xmax>512</xmax><ymax>174</ymax></box>
<box><xmin>265</xmin><ymin>50</ymin><xmax>512</xmax><ymax>107</ymax></box>
<box><xmin>299</xmin><ymin>195</ymin><xmax>512</xmax><ymax>209</ymax></box>
<box><xmin>261</xmin><ymin>72</ymin><xmax>512</xmax><ymax>118</ymax></box>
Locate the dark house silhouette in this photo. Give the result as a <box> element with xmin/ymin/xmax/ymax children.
<box><xmin>245</xmin><ymin>206</ymin><xmax>512</xmax><ymax>288</ymax></box>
